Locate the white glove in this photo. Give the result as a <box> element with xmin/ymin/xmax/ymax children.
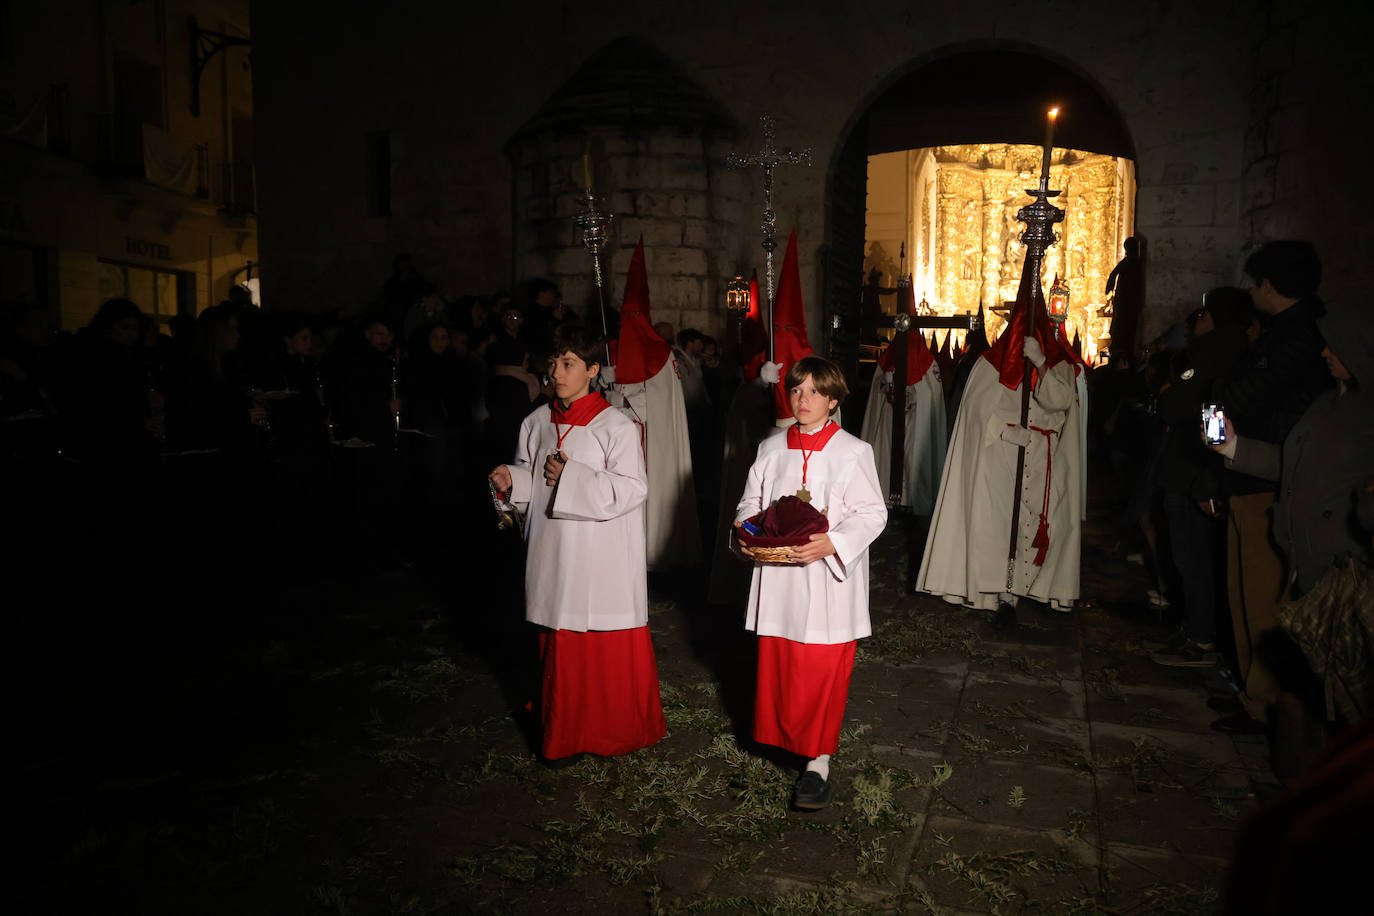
<box><xmin>1023</xmin><ymin>336</ymin><xmax>1046</xmax><ymax>369</ymax></box>
<box><xmin>999</xmin><ymin>425</ymin><xmax>1032</xmax><ymax>448</ymax></box>
<box><xmin>760</xmin><ymin>361</ymin><xmax>781</xmax><ymax>384</ymax></box>
<box><xmin>597</xmin><ymin>365</ymin><xmax>615</xmax><ymax>387</ymax></box>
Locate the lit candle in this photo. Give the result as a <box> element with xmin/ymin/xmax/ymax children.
<box><xmin>1040</xmin><ymin>107</ymin><xmax>1059</xmax><ymax>185</ymax></box>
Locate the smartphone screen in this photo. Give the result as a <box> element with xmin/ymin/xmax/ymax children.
<box><xmin>1202</xmin><ymin>404</ymin><xmax>1226</xmax><ymax>444</ymax></box>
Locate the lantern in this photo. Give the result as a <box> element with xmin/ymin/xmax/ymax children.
<box><xmin>1048</xmin><ymin>274</ymin><xmax>1070</xmax><ymax>326</ymax></box>
<box><xmin>725</xmin><ymin>275</ymin><xmax>750</xmax><ymax>317</ymax></box>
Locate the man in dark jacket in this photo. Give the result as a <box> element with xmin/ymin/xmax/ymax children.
<box><xmin>1210</xmin><ymin>241</ymin><xmax>1331</xmax><ymax>731</ymax></box>
<box><xmin>1211</xmin><ymin>297</ymin><xmax>1373</xmax><ymax>776</ymax></box>
<box><xmin>1150</xmin><ymin>288</ymin><xmax>1253</xmax><ymax>667</ymax></box>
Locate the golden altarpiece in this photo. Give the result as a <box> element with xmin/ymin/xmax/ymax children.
<box><xmin>865</xmin><ymin>144</ymin><xmax>1134</xmax><ymax>361</ymax></box>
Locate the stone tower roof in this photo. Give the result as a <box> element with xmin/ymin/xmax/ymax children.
<box><xmin>509</xmin><ymin>37</ymin><xmax>738</xmax><ymax>144</ymax></box>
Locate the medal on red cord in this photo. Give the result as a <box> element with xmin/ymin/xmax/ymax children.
<box><xmin>788</xmin><ymin>419</ymin><xmax>838</xmax><ymax>503</ymax></box>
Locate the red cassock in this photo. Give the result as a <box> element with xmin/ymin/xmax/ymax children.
<box><xmin>506</xmin><ymin>391</ymin><xmax>666</xmax><ymax>759</ymax></box>
<box><xmin>538</xmin><ymin>626</ymin><xmax>667</xmax><ymax>759</ymax></box>
<box><xmin>754</xmin><ymin>636</ymin><xmax>856</xmax><ymax>757</ymax></box>
<box><xmin>735</xmin><ymin>422</ymin><xmax>888</xmax><ymax>758</ymax></box>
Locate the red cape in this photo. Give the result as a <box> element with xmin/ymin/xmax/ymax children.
<box><xmin>612</xmin><ymin>238</ymin><xmax>672</xmax><ymax>385</ymax></box>
<box><xmin>982</xmin><ymin>267</ymin><xmax>1073</xmax><ymax>390</ymax></box>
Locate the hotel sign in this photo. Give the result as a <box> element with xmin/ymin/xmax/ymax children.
<box><xmin>126</xmin><ymin>237</ymin><xmax>172</xmax><ymax>260</ymax></box>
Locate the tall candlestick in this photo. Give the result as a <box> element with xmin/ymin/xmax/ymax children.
<box><xmin>1040</xmin><ymin>107</ymin><xmax>1059</xmax><ymax>186</ymax></box>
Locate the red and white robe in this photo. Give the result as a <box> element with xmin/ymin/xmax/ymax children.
<box><xmin>733</xmin><ymin>421</ymin><xmax>887</xmax><ymax>756</ymax></box>
<box><xmin>507</xmin><ymin>391</ymin><xmax>666</xmax><ymax>758</ymax></box>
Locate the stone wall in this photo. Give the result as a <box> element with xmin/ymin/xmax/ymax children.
<box><xmin>253</xmin><ymin>0</ymin><xmax>1359</xmax><ymax>345</ymax></box>
<box><xmin>1241</xmin><ymin>0</ymin><xmax>1369</xmax><ymax>306</ymax></box>
<box><xmin>510</xmin><ymin>129</ymin><xmax>746</xmax><ymax>339</ymax></box>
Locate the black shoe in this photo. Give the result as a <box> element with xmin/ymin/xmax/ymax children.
<box><xmin>1151</xmin><ymin>641</ymin><xmax>1217</xmax><ymax>667</ymax></box>
<box><xmin>1211</xmin><ymin>712</ymin><xmax>1266</xmax><ymax>736</ymax></box>
<box><xmin>540</xmin><ymin>752</ymin><xmax>586</xmax><ymax>770</ymax></box>
<box><xmin>792</xmin><ymin>770</ymin><xmax>832</xmax><ymax>810</ymax></box>
<box><xmin>993</xmin><ymin>603</ymin><xmax>1017</xmax><ymax>630</ymax></box>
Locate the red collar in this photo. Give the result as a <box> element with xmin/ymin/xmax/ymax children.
<box><xmin>550</xmin><ymin>391</ymin><xmax>611</xmax><ymax>427</ymax></box>
<box><xmin>786</xmin><ymin>420</ymin><xmax>840</xmax><ymax>451</ymax></box>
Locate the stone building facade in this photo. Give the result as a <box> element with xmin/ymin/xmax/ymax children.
<box><xmin>1</xmin><ymin>0</ymin><xmax>256</xmax><ymax>330</ymax></box>
<box><xmin>252</xmin><ymin>0</ymin><xmax>1366</xmax><ymax>353</ymax></box>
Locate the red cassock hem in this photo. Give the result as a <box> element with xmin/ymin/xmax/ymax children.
<box><xmin>753</xmin><ymin>636</ymin><xmax>857</xmax><ymax>758</ymax></box>
<box><xmin>538</xmin><ymin>626</ymin><xmax>667</xmax><ymax>759</ymax></box>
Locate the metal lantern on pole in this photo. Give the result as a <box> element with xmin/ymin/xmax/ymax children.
<box><xmin>725</xmin><ymin>275</ymin><xmax>750</xmax><ymax>316</ymax></box>
<box><xmin>1048</xmin><ymin>275</ymin><xmax>1070</xmax><ymax>326</ymax></box>
<box><xmin>725</xmin><ymin>274</ymin><xmax>750</xmax><ymax>347</ymax></box>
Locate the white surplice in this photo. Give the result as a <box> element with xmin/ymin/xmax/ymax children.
<box><xmin>734</xmin><ymin>425</ymin><xmax>888</xmax><ymax>643</ymax></box>
<box><xmin>608</xmin><ymin>359</ymin><xmax>702</xmax><ymax>570</ymax></box>
<box><xmin>916</xmin><ymin>357</ymin><xmax>1082</xmax><ymax>610</ymax></box>
<box><xmin>507</xmin><ymin>402</ymin><xmax>648</xmax><ymax>631</ymax></box>
<box><xmin>859</xmin><ymin>368</ymin><xmax>948</xmax><ymax>515</ymax></box>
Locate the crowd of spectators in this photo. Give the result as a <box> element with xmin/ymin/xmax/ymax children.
<box><xmin>0</xmin><ymin>257</ymin><xmax>733</xmax><ymax>615</ymax></box>
<box><xmin>1087</xmin><ymin>240</ymin><xmax>1371</xmax><ymax>786</ymax></box>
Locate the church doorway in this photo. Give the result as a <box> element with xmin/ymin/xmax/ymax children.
<box><xmin>827</xmin><ymin>47</ymin><xmax>1137</xmax><ymax>373</ymax></box>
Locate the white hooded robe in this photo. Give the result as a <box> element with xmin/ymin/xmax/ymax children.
<box><xmin>860</xmin><ymin>367</ymin><xmax>948</xmax><ymax>515</ymax></box>
<box><xmin>916</xmin><ymin>357</ymin><xmax>1082</xmax><ymax>610</ymax></box>
<box><xmin>608</xmin><ymin>359</ymin><xmax>702</xmax><ymax>570</ymax></box>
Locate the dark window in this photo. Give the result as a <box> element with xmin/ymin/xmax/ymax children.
<box><xmin>366</xmin><ymin>130</ymin><xmax>391</xmax><ymax>217</ymax></box>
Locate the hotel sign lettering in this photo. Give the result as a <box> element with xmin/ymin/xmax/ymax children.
<box><xmin>126</xmin><ymin>237</ymin><xmax>172</xmax><ymax>260</ymax></box>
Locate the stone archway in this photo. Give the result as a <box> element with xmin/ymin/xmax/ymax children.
<box><xmin>824</xmin><ymin>44</ymin><xmax>1138</xmax><ymax>376</ymax></box>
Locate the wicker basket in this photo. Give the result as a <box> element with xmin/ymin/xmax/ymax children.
<box><xmin>744</xmin><ymin>544</ymin><xmax>804</xmax><ymax>565</ymax></box>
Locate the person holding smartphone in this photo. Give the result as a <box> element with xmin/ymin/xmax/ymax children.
<box><xmin>1150</xmin><ymin>289</ymin><xmax>1253</xmax><ymax>667</ymax></box>
<box><xmin>1207</xmin><ymin>297</ymin><xmax>1373</xmax><ymax>776</ymax></box>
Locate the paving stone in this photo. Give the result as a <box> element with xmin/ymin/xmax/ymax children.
<box><xmin>1086</xmin><ymin>681</ymin><xmax>1220</xmax><ymax>734</ymax></box>
<box><xmin>928</xmin><ymin>757</ymin><xmax>1096</xmax><ymax>832</ymax></box>
<box><xmin>847</xmin><ymin>668</ymin><xmax>963</xmax><ymax>751</ymax></box>
<box><xmin>1096</xmin><ymin>772</ymin><xmax>1243</xmax><ymax>859</ymax></box>
<box><xmin>965</xmin><ymin>642</ymin><xmax>1083</xmax><ymax>681</ymax></box>
<box><xmin>951</xmin><ymin>714</ymin><xmax>1094</xmax><ymax>771</ymax></box>
<box><xmin>1101</xmin><ymin>843</ymin><xmax>1228</xmax><ymax>909</ymax></box>
<box><xmin>1091</xmin><ymin>721</ymin><xmax>1252</xmax><ymax>792</ymax></box>
<box><xmin>961</xmin><ymin>672</ymin><xmax>1087</xmax><ymax>721</ymax></box>
<box><xmin>910</xmin><ymin>815</ymin><xmax>1100</xmax><ymax>914</ymax></box>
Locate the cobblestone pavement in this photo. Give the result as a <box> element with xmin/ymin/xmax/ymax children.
<box><xmin>25</xmin><ymin>498</ymin><xmax>1271</xmax><ymax>914</ymax></box>
<box><xmin>426</xmin><ymin>505</ymin><xmax>1268</xmax><ymax>914</ymax></box>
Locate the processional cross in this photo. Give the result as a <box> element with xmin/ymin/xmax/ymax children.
<box><xmin>727</xmin><ymin>116</ymin><xmax>812</xmax><ymax>359</ymax></box>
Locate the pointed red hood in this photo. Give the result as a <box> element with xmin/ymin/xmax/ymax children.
<box><xmin>770</xmin><ymin>230</ymin><xmax>814</xmax><ymax>420</ymax></box>
<box><xmin>739</xmin><ymin>269</ymin><xmax>767</xmax><ymax>373</ymax></box>
<box><xmin>876</xmin><ymin>279</ymin><xmax>935</xmax><ymax>385</ymax></box>
<box><xmin>982</xmin><ymin>265</ymin><xmax>1073</xmax><ymax>390</ymax></box>
<box><xmin>610</xmin><ymin>238</ymin><xmax>672</xmax><ymax>385</ymax></box>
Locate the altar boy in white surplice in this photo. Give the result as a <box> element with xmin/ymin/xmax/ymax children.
<box><xmin>489</xmin><ymin>328</ymin><xmax>666</xmax><ymax>766</ymax></box>
<box><xmin>733</xmin><ymin>356</ymin><xmax>887</xmax><ymax>811</ymax></box>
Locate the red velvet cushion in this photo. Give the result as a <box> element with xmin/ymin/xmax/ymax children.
<box><xmin>737</xmin><ymin>495</ymin><xmax>829</xmax><ymax>548</ymax></box>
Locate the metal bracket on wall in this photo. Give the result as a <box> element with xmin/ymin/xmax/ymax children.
<box><xmin>188</xmin><ymin>16</ymin><xmax>251</xmax><ymax>117</ymax></box>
